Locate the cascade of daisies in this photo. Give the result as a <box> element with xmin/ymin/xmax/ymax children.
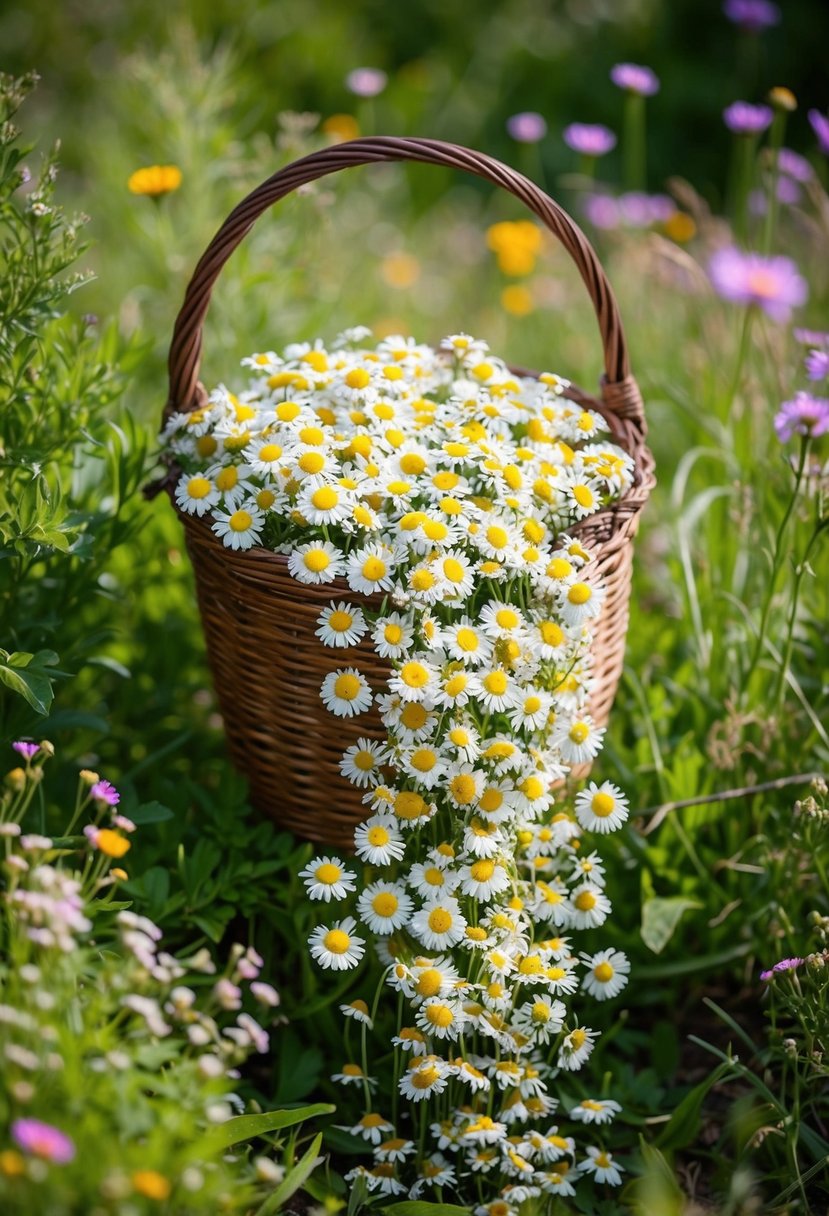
<box><xmin>164</xmin><ymin>330</ymin><xmax>635</xmax><ymax>1211</ymax></box>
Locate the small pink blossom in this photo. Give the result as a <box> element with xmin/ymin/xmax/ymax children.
<box><xmin>13</xmin><ymin>742</ymin><xmax>39</xmax><ymax>761</ymax></box>
<box><xmin>610</xmin><ymin>63</ymin><xmax>660</xmax><ymax>96</ymax></box>
<box><xmin>251</xmin><ymin>981</ymin><xmax>281</xmax><ymax>1007</ymax></box>
<box><xmin>90</xmin><ymin>779</ymin><xmax>120</xmax><ymax>806</ymax></box>
<box><xmin>774</xmin><ymin>393</ymin><xmax>829</xmax><ymax>442</ymax></box>
<box><xmin>563</xmin><ymin>123</ymin><xmax>616</xmax><ymax>157</ymax></box>
<box><xmin>12</xmin><ymin>1117</ymin><xmax>75</xmax><ymax>1163</ymax></box>
<box><xmin>345</xmin><ymin>68</ymin><xmax>387</xmax><ymax>98</ymax></box>
<box><xmin>506</xmin><ymin>112</ymin><xmax>547</xmax><ymax>143</ymax></box>
<box><xmin>709</xmin><ymin>247</ymin><xmax>808</xmax><ymax>322</ymax></box>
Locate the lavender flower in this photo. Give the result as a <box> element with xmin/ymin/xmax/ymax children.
<box><xmin>774</xmin><ymin>393</ymin><xmax>829</xmax><ymax>442</ymax></box>
<box><xmin>723</xmin><ymin>0</ymin><xmax>780</xmax><ymax>30</ymax></box>
<box><xmin>709</xmin><ymin>247</ymin><xmax>808</xmax><ymax>322</ymax></box>
<box><xmin>777</xmin><ymin>148</ymin><xmax>813</xmax><ymax>183</ymax></box>
<box><xmin>794</xmin><ymin>328</ymin><xmax>829</xmax><ymax>348</ymax></box>
<box><xmin>808</xmin><ymin>109</ymin><xmax>829</xmax><ymax>155</ymax></box>
<box><xmin>583</xmin><ymin>193</ymin><xmax>620</xmax><ymax>230</ymax></box>
<box><xmin>563</xmin><ymin>123</ymin><xmax>616</xmax><ymax>157</ymax></box>
<box><xmin>345</xmin><ymin>68</ymin><xmax>387</xmax><ymax>98</ymax></box>
<box><xmin>12</xmin><ymin>741</ymin><xmax>39</xmax><ymax>760</ymax></box>
<box><xmin>723</xmin><ymin>101</ymin><xmax>773</xmax><ymax>134</ymax></box>
<box><xmin>506</xmin><ymin>112</ymin><xmax>547</xmax><ymax>143</ymax></box>
<box><xmin>90</xmin><ymin>779</ymin><xmax>120</xmax><ymax>806</ymax></box>
<box><xmin>12</xmin><ymin>1118</ymin><xmax>76</xmax><ymax>1163</ymax></box>
<box><xmin>805</xmin><ymin>350</ymin><xmax>829</xmax><ymax>381</ymax></box>
<box><xmin>610</xmin><ymin>63</ymin><xmax>660</xmax><ymax>96</ymax></box>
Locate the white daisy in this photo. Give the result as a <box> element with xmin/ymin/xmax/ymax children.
<box><xmin>298</xmin><ymin>856</ymin><xmax>356</xmax><ymax>901</ymax></box>
<box><xmin>346</xmin><ymin>543</ymin><xmax>398</xmax><ymax>594</ymax></box>
<box><xmin>559</xmin><ymin>579</ymin><xmax>606</xmax><ymax>628</ymax></box>
<box><xmin>320</xmin><ymin>668</ymin><xmax>373</xmax><ymax>717</ymax></box>
<box><xmin>568</xmin><ymin>883</ymin><xmax>612</xmax><ymax>929</ymax></box>
<box><xmin>388</xmin><ymin>658</ymin><xmax>440</xmax><ymax>704</ymax></box>
<box><xmin>372</xmin><ymin>613</ymin><xmax>414</xmax><ymax>659</ymax></box>
<box><xmin>353</xmin><ymin>815</ymin><xmax>405</xmax><ymax>865</ymax></box>
<box><xmin>174</xmin><ymin>472</ymin><xmax>220</xmax><ymax>516</ymax></box>
<box><xmin>375</xmin><ymin>1136</ymin><xmax>416</xmax><ymax>1164</ymax></box>
<box><xmin>410</xmin><ymin>898</ymin><xmax>467</xmax><ymax>952</ymax></box>
<box><xmin>445</xmin><ymin>720</ymin><xmax>481</xmax><ymax>762</ymax></box>
<box><xmin>308</xmin><ymin>917</ymin><xmax>365</xmax><ymax>971</ymax></box>
<box><xmin>210</xmin><ymin>504</ymin><xmax>265</xmax><ymax>550</ymax></box>
<box><xmin>399</xmin><ymin>743</ymin><xmax>448</xmax><ymax>789</ymax></box>
<box><xmin>579</xmin><ymin>1146</ymin><xmax>625</xmax><ymax>1186</ymax></box>
<box><xmin>407</xmin><ymin>861</ymin><xmax>460</xmax><ymax>901</ymax></box>
<box><xmin>574</xmin><ymin>781</ymin><xmax>630</xmax><ymax>833</ymax></box>
<box><xmin>569</xmin><ymin>1098</ymin><xmax>622</xmax><ymax>1126</ymax></box>
<box><xmin>339</xmin><ymin>999</ymin><xmax>373</xmax><ymax>1026</ymax></box>
<box><xmin>339</xmin><ymin>739</ymin><xmax>385</xmax><ymax>788</ymax></box>
<box><xmin>581</xmin><ymin>949</ymin><xmax>630</xmax><ymax>1000</ymax></box>
<box><xmin>472</xmin><ymin>667</ymin><xmax>521</xmax><ymax>712</ymax></box>
<box><xmin>348</xmin><ymin>1113</ymin><xmax>395</xmax><ymax>1145</ymax></box>
<box><xmin>415</xmin><ymin>997</ymin><xmax>468</xmax><ymax>1041</ymax></box>
<box><xmin>287</xmin><ymin>540</ymin><xmax>344</xmax><ymax>584</ymax></box>
<box><xmin>508</xmin><ymin>688</ymin><xmax>553</xmax><ymax>733</ymax></box>
<box><xmin>398</xmin><ymin>1057</ymin><xmax>449</xmax><ymax>1102</ymax></box>
<box><xmin>512</xmin><ymin>995</ymin><xmax>567</xmax><ymax>1044</ymax></box>
<box><xmin>357</xmin><ymin>881</ymin><xmax>414</xmax><ymax>934</ymax></box>
<box><xmin>315</xmin><ymin>602</ymin><xmax>368</xmax><ymax>648</ymax></box>
<box><xmin>554</xmin><ymin>716</ymin><xmax>605</xmax><ymax>765</ymax></box>
<box><xmin>443</xmin><ymin>620</ymin><xmax>493</xmax><ymax>667</ymax></box>
<box><xmin>247</xmin><ymin>436</ymin><xmax>287</xmax><ymax>476</ymax></box>
<box><xmin>458</xmin><ymin>857</ymin><xmax>511</xmax><ymax>902</ymax></box>
<box><xmin>557</xmin><ymin>1025</ymin><xmax>598</xmax><ymax>1071</ymax></box>
<box><xmin>298</xmin><ymin>480</ymin><xmax>353</xmax><ymax>525</ymax></box>
<box><xmin>478</xmin><ymin>601</ymin><xmax>526</xmax><ymax>639</ymax></box>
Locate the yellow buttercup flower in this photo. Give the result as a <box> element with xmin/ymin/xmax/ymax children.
<box><xmin>127</xmin><ymin>164</ymin><xmax>183</xmax><ymax>197</ymax></box>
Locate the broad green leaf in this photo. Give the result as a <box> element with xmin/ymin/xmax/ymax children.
<box><xmin>206</xmin><ymin>1104</ymin><xmax>334</xmax><ymax>1152</ymax></box>
<box><xmin>641</xmin><ymin>896</ymin><xmax>701</xmax><ymax>954</ymax></box>
<box><xmin>0</xmin><ymin>652</ymin><xmax>54</xmax><ymax>714</ymax></box>
<box><xmin>626</xmin><ymin>1138</ymin><xmax>685</xmax><ymax>1214</ymax></box>
<box><xmin>255</xmin><ymin>1131</ymin><xmax>324</xmax><ymax>1215</ymax></box>
<box><xmin>656</xmin><ymin>1061</ymin><xmax>735</xmax><ymax>1150</ymax></box>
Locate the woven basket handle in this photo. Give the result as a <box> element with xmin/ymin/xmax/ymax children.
<box><xmin>165</xmin><ymin>136</ymin><xmax>644</xmax><ymax>429</ymax></box>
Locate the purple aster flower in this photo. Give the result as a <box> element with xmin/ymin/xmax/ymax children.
<box><xmin>774</xmin><ymin>393</ymin><xmax>829</xmax><ymax>442</ymax></box>
<box><xmin>506</xmin><ymin>111</ymin><xmax>547</xmax><ymax>143</ymax></box>
<box><xmin>773</xmin><ymin>956</ymin><xmax>804</xmax><ymax>972</ymax></box>
<box><xmin>760</xmin><ymin>967</ymin><xmax>774</xmax><ymax>981</ymax></box>
<box><xmin>709</xmin><ymin>247</ymin><xmax>808</xmax><ymax>322</ymax></box>
<box><xmin>778</xmin><ymin>148</ymin><xmax>813</xmax><ymax>183</ymax></box>
<box><xmin>723</xmin><ymin>0</ymin><xmax>780</xmax><ymax>30</ymax></box>
<box><xmin>12</xmin><ymin>741</ymin><xmax>39</xmax><ymax>761</ymax></box>
<box><xmin>12</xmin><ymin>1118</ymin><xmax>76</xmax><ymax>1164</ymax></box>
<box><xmin>345</xmin><ymin>68</ymin><xmax>387</xmax><ymax>98</ymax></box>
<box><xmin>90</xmin><ymin>779</ymin><xmax>120</xmax><ymax>806</ymax></box>
<box><xmin>563</xmin><ymin>123</ymin><xmax>616</xmax><ymax>157</ymax></box>
<box><xmin>808</xmin><ymin>109</ymin><xmax>829</xmax><ymax>155</ymax></box>
<box><xmin>610</xmin><ymin>63</ymin><xmax>660</xmax><ymax>97</ymax></box>
<box><xmin>749</xmin><ymin>177</ymin><xmax>802</xmax><ymax>215</ymax></box>
<box><xmin>723</xmin><ymin>101</ymin><xmax>773</xmax><ymax>134</ymax></box>
<box><xmin>806</xmin><ymin>350</ymin><xmax>829</xmax><ymax>380</ymax></box>
<box><xmin>618</xmin><ymin>191</ymin><xmax>674</xmax><ymax>225</ymax></box>
<box><xmin>583</xmin><ymin>193</ymin><xmax>621</xmax><ymax>229</ymax></box>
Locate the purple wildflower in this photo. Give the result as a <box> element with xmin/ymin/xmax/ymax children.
<box><xmin>794</xmin><ymin>328</ymin><xmax>829</xmax><ymax>348</ymax></box>
<box><xmin>778</xmin><ymin>148</ymin><xmax>813</xmax><ymax>183</ymax></box>
<box><xmin>12</xmin><ymin>741</ymin><xmax>39</xmax><ymax>761</ymax></box>
<box><xmin>12</xmin><ymin>1118</ymin><xmax>76</xmax><ymax>1164</ymax></box>
<box><xmin>583</xmin><ymin>193</ymin><xmax>620</xmax><ymax>229</ymax></box>
<box><xmin>808</xmin><ymin>109</ymin><xmax>829</xmax><ymax>155</ymax></box>
<box><xmin>774</xmin><ymin>956</ymin><xmax>803</xmax><ymax>972</ymax></box>
<box><xmin>749</xmin><ymin>177</ymin><xmax>802</xmax><ymax>215</ymax></box>
<box><xmin>618</xmin><ymin>192</ymin><xmax>674</xmax><ymax>225</ymax></box>
<box><xmin>760</xmin><ymin>968</ymin><xmax>774</xmax><ymax>981</ymax></box>
<box><xmin>344</xmin><ymin>68</ymin><xmax>387</xmax><ymax>98</ymax></box>
<box><xmin>709</xmin><ymin>248</ymin><xmax>808</xmax><ymax>322</ymax></box>
<box><xmin>774</xmin><ymin>393</ymin><xmax>829</xmax><ymax>442</ymax></box>
<box><xmin>723</xmin><ymin>0</ymin><xmax>780</xmax><ymax>30</ymax></box>
<box><xmin>563</xmin><ymin>123</ymin><xmax>616</xmax><ymax>157</ymax></box>
<box><xmin>723</xmin><ymin>101</ymin><xmax>773</xmax><ymax>135</ymax></box>
<box><xmin>90</xmin><ymin>779</ymin><xmax>120</xmax><ymax>806</ymax></box>
<box><xmin>610</xmin><ymin>63</ymin><xmax>660</xmax><ymax>97</ymax></box>
<box><xmin>506</xmin><ymin>112</ymin><xmax>547</xmax><ymax>143</ymax></box>
<box><xmin>806</xmin><ymin>350</ymin><xmax>829</xmax><ymax>381</ymax></box>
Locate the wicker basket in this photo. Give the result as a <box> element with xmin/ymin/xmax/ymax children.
<box><xmin>162</xmin><ymin>136</ymin><xmax>655</xmax><ymax>849</ymax></box>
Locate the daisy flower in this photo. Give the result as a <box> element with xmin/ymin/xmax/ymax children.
<box><xmin>331</xmin><ymin>1062</ymin><xmax>376</xmax><ymax>1087</ymax></box>
<box><xmin>581</xmin><ymin>949</ymin><xmax>630</xmax><ymax>999</ymax></box>
<box><xmin>372</xmin><ymin>613</ymin><xmax>414</xmax><ymax>659</ymax></box>
<box><xmin>554</xmin><ymin>715</ymin><xmax>605</xmax><ymax>765</ymax></box>
<box><xmin>346</xmin><ymin>543</ymin><xmax>398</xmax><ymax>594</ymax></box>
<box><xmin>473</xmin><ymin>667</ymin><xmax>521</xmax><ymax>712</ymax></box>
<box><xmin>299</xmin><ymin>481</ymin><xmax>353</xmax><ymax>525</ymax></box>
<box><xmin>443</xmin><ymin>620</ymin><xmax>493</xmax><ymax>666</ymax></box>
<box><xmin>580</xmin><ymin>1146</ymin><xmax>625</xmax><ymax>1185</ymax></box>
<box><xmin>513</xmin><ymin>995</ymin><xmax>567</xmax><ymax>1043</ymax></box>
<box><xmin>559</xmin><ymin>579</ymin><xmax>606</xmax><ymax>628</ymax></box>
<box><xmin>574</xmin><ymin>781</ymin><xmax>630</xmax><ymax>833</ymax></box>
<box><xmin>562</xmin><ymin>472</ymin><xmax>603</xmax><ymax>519</ymax></box>
<box><xmin>411</xmin><ymin>897</ymin><xmax>467</xmax><ymax>951</ymax></box>
<box><xmin>357</xmin><ymin>881</ymin><xmax>414</xmax><ymax>933</ymax></box>
<box><xmin>479</xmin><ymin>601</ymin><xmax>526</xmax><ymax>639</ymax></box>
<box><xmin>353</xmin><ymin>815</ymin><xmax>406</xmax><ymax>865</ymax></box>
<box><xmin>461</xmin><ymin>1114</ymin><xmax>508</xmax><ymax>1145</ymax></box>
<box><xmin>415</xmin><ymin>996</ymin><xmax>468</xmax><ymax>1041</ymax></box>
<box><xmin>508</xmin><ymin>688</ymin><xmax>553</xmax><ymax>732</ymax></box>
<box><xmin>211</xmin><ymin>504</ymin><xmax>265</xmax><ymax>550</ymax></box>
<box><xmin>458</xmin><ymin>857</ymin><xmax>511</xmax><ymax>902</ymax></box>
<box><xmin>309</xmin><ymin>917</ymin><xmax>365</xmax><ymax>970</ymax></box>
<box><xmin>569</xmin><ymin>883</ymin><xmax>612</xmax><ymax>929</ymax></box>
<box><xmin>340</xmin><ymin>999</ymin><xmax>373</xmax><ymax>1026</ymax></box>
<box><xmin>408</xmin><ymin>860</ymin><xmax>460</xmax><ymax>900</ymax></box>
<box><xmin>315</xmin><ymin>601</ymin><xmax>368</xmax><ymax>648</ymax></box>
<box><xmin>557</xmin><ymin>1025</ymin><xmax>598</xmax><ymax>1071</ymax></box>
<box><xmin>410</xmin><ymin>1154</ymin><xmax>456</xmax><ymax>1197</ymax></box>
<box><xmin>388</xmin><ymin>658</ymin><xmax>440</xmax><ymax>704</ymax></box>
<box><xmin>287</xmin><ymin>540</ymin><xmax>344</xmax><ymax>584</ymax></box>
<box><xmin>320</xmin><ymin>668</ymin><xmax>373</xmax><ymax>717</ymax></box>
<box><xmin>399</xmin><ymin>743</ymin><xmax>449</xmax><ymax>789</ymax></box>
<box><xmin>446</xmin><ymin>764</ymin><xmax>486</xmax><ymax>810</ymax></box>
<box><xmin>445</xmin><ymin>720</ymin><xmax>481</xmax><ymax>762</ymax></box>
<box><xmin>349</xmin><ymin>1112</ymin><xmax>395</xmax><ymax>1145</ymax></box>
<box><xmin>174</xmin><ymin>472</ymin><xmax>220</xmax><ymax>516</ymax></box>
<box><xmin>247</xmin><ymin>436</ymin><xmax>287</xmax><ymax>476</ymax></box>
<box><xmin>375</xmin><ymin>1136</ymin><xmax>416</xmax><ymax>1164</ymax></box>
<box><xmin>569</xmin><ymin>1098</ymin><xmax>622</xmax><ymax>1125</ymax></box>
<box><xmin>339</xmin><ymin>738</ymin><xmax>385</xmax><ymax>787</ymax></box>
<box><xmin>298</xmin><ymin>855</ymin><xmax>357</xmax><ymax>901</ymax></box>
<box><xmin>398</xmin><ymin>1057</ymin><xmax>450</xmax><ymax>1102</ymax></box>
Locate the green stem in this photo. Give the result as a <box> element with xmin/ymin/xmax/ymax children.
<box><xmin>762</xmin><ymin>108</ymin><xmax>787</xmax><ymax>254</ymax></box>
<box><xmin>773</xmin><ymin>516</ymin><xmax>828</xmax><ymax>710</ymax></box>
<box><xmin>623</xmin><ymin>93</ymin><xmax>646</xmax><ymax>191</ymax></box>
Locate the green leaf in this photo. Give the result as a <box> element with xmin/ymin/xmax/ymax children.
<box><xmin>641</xmin><ymin>896</ymin><xmax>701</xmax><ymax>954</ymax></box>
<box><xmin>0</xmin><ymin>649</ymin><xmax>58</xmax><ymax>714</ymax></box>
<box><xmin>626</xmin><ymin>1138</ymin><xmax>685</xmax><ymax>1215</ymax></box>
<box><xmin>128</xmin><ymin>800</ymin><xmax>174</xmax><ymax>825</ymax></box>
<box><xmin>384</xmin><ymin>1204</ymin><xmax>472</xmax><ymax>1216</ymax></box>
<box><xmin>254</xmin><ymin>1131</ymin><xmax>324</xmax><ymax>1215</ymax></box>
<box><xmin>656</xmin><ymin>1060</ymin><xmax>735</xmax><ymax>1151</ymax></box>
<box><xmin>205</xmin><ymin>1104</ymin><xmax>334</xmax><ymax>1152</ymax></box>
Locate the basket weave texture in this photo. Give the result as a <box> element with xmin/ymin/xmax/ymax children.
<box><xmin>163</xmin><ymin>136</ymin><xmax>656</xmax><ymax>849</ymax></box>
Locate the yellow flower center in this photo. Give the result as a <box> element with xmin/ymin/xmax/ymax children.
<box><xmin>524</xmin><ymin>696</ymin><xmax>542</xmax><ymax>714</ymax></box>
<box><xmin>400</xmin><ymin>702</ymin><xmax>428</xmax><ymax>730</ymax></box>
<box><xmin>443</xmin><ymin>673</ymin><xmax>467</xmax><ymax>697</ymax></box>
<box><xmin>400</xmin><ymin>453</ymin><xmax>426</xmax><ymax>475</ymax></box>
<box><xmin>569</xmin><ymin>722</ymin><xmax>589</xmax><ymax>743</ymax></box>
<box><xmin>229</xmin><ymin>510</ymin><xmax>252</xmax><ymax>532</ymax></box>
<box><xmin>470</xmin><ymin>859</ymin><xmax>495</xmax><ymax>882</ymax></box>
<box><xmin>594</xmin><ymin>961</ymin><xmax>614</xmax><ymax>982</ymax></box>
<box><xmin>96</xmin><ymin>829</ymin><xmax>131</xmax><ymax>859</ymax></box>
<box><xmin>426</xmin><ymin>1003</ymin><xmax>454</xmax><ymax>1028</ymax></box>
<box><xmin>479</xmin><ymin>788</ymin><xmax>503</xmax><ymax>814</ymax></box>
<box><xmin>256</xmin><ymin>489</ymin><xmax>276</xmax><ymax>509</ymax></box>
<box><xmin>324</xmin><ymin>929</ymin><xmax>351</xmax><ymax>954</ymax></box>
<box><xmin>362</xmin><ymin>556</ymin><xmax>386</xmax><ymax>581</ymax></box>
<box><xmin>456</xmin><ymin>627</ymin><xmax>479</xmax><ymax>652</ymax></box>
<box><xmin>299</xmin><ymin>425</ymin><xmax>325</xmax><ymax>446</ymax></box>
<box><xmin>450</xmin><ymin>774</ymin><xmax>477</xmax><ymax>805</ymax></box>
<box><xmin>395</xmin><ymin>791</ymin><xmax>427</xmax><ymax>820</ymax></box>
<box><xmin>303</xmin><ymin>549</ymin><xmax>330</xmax><ymax>572</ymax></box>
<box><xmin>411</xmin><ymin>748</ymin><xmax>437</xmax><ymax>772</ymax></box>
<box><xmin>384</xmin><ymin>623</ymin><xmax>403</xmax><ymax>644</ymax></box>
<box><xmin>372</xmin><ymin>892</ymin><xmax>399</xmax><ymax>917</ymax></box>
<box><xmin>443</xmin><ymin>558</ymin><xmax>465</xmax><ymax>583</ymax></box>
<box><xmin>411</xmin><ymin>1066</ymin><xmax>440</xmax><ymax>1089</ymax></box>
<box><xmin>520</xmin><ymin>776</ymin><xmax>545</xmax><ymax>801</ymax></box>
<box><xmin>428</xmin><ymin>908</ymin><xmax>453</xmax><ymax>934</ymax></box>
<box><xmin>532</xmin><ymin>1001</ymin><xmax>551</xmax><ymax>1023</ymax></box>
<box><xmin>298</xmin><ymin>451</ymin><xmax>325</xmax><ymax>474</ymax></box>
<box><xmin>423</xmin><ymin>519</ymin><xmax>448</xmax><ymax>540</ymax></box>
<box><xmin>415</xmin><ymin>969</ymin><xmax>443</xmax><ymax>997</ymax></box>
<box><xmin>483</xmin><ymin>671</ymin><xmax>508</xmax><ymax>696</ymax></box>
<box><xmin>575</xmin><ymin>891</ymin><xmax>597</xmax><ymax>911</ymax></box>
<box><xmin>366</xmin><ymin>825</ymin><xmax>390</xmax><ymax>847</ymax></box>
<box><xmin>486</xmin><ymin>525</ymin><xmax>508</xmax><ymax>549</ymax></box>
<box><xmin>187</xmin><ymin>476</ymin><xmax>212</xmax><ymax>499</ymax></box>
<box><xmin>334</xmin><ymin>674</ymin><xmax>361</xmax><ymax>701</ymax></box>
<box><xmin>495</xmin><ymin>607</ymin><xmax>518</xmax><ymax>629</ymax></box>
<box><xmin>539</xmin><ymin>620</ymin><xmax>564</xmax><ymax>647</ymax></box>
<box><xmin>215</xmin><ymin>466</ymin><xmax>238</xmax><ymax>491</ymax></box>
<box><xmin>411</xmin><ymin>569</ymin><xmax>435</xmax><ymax>591</ymax></box>
<box><xmin>328</xmin><ymin>611</ymin><xmax>353</xmax><ymax>633</ymax></box>
<box><xmin>315</xmin><ymin>863</ymin><xmax>342</xmax><ymax>884</ymax></box>
<box><xmin>568</xmin><ymin>582</ymin><xmax>592</xmax><ymax>605</ymax></box>
<box><xmin>569</xmin><ymin>1029</ymin><xmax>587</xmax><ymax>1049</ymax></box>
<box><xmin>312</xmin><ymin>486</ymin><xmax>338</xmax><ymax>510</ymax></box>
<box><xmin>573</xmin><ymin>484</ymin><xmax>594</xmax><ymax>508</ymax></box>
<box><xmin>592</xmin><ymin>792</ymin><xmax>615</xmax><ymax>816</ymax></box>
<box><xmin>400</xmin><ymin>661</ymin><xmax>429</xmax><ymax>688</ymax></box>
<box><xmin>346</xmin><ymin>368</ymin><xmax>371</xmax><ymax>389</ymax></box>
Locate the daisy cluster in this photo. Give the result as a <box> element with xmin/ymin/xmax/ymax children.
<box><xmin>164</xmin><ymin>330</ymin><xmax>635</xmax><ymax>1208</ymax></box>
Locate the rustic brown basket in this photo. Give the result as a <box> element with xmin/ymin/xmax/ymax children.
<box><xmin>163</xmin><ymin>136</ymin><xmax>655</xmax><ymax>849</ymax></box>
